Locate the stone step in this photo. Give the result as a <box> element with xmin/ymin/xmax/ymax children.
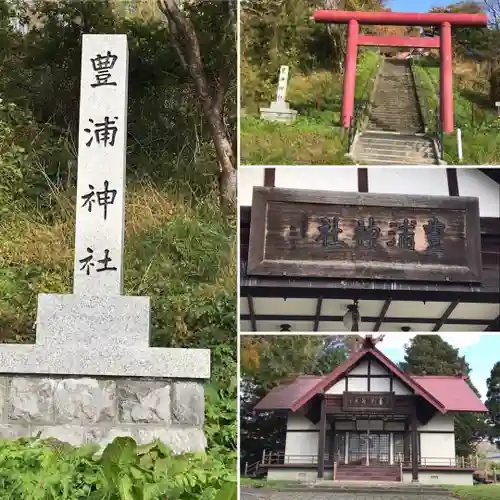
<box><xmin>356</xmin><ymin>142</ymin><xmax>436</xmax><ymax>153</ymax></box>
<box><xmin>369</xmin><ymin>117</ymin><xmax>421</xmax><ymax>123</ymax></box>
<box><xmin>355</xmin><ymin>156</ymin><xmax>437</xmax><ymax>165</ymax></box>
<box><xmin>299</xmin><ymin>482</ymin><xmax>454</xmax><ymax>495</ymax></box>
<box><xmin>366</xmin><ymin>58</ymin><xmax>424</xmax><ymax>135</ymax></box>
<box><xmin>368</xmin><ymin>124</ymin><xmax>423</xmax><ymax>131</ymax></box>
<box><xmin>359</xmin><ymin>139</ymin><xmax>433</xmax><ymax>148</ymax></box>
<box><xmin>368</xmin><ymin>125</ymin><xmax>424</xmax><ymax>132</ymax></box>
<box><xmin>371</xmin><ymin>110</ymin><xmax>420</xmax><ymax>115</ymax></box>
<box><xmin>367</xmin><ymin>130</ymin><xmax>424</xmax><ymax>135</ymax></box>
<box><xmin>352</xmin><ymin>130</ymin><xmax>438</xmax><ymax>165</ymax></box>
<box><xmin>360</xmin><ymin>147</ymin><xmax>435</xmax><ymax>157</ymax></box>
<box><xmin>356</xmin><ymin>152</ymin><xmax>436</xmax><ymax>161</ymax></box>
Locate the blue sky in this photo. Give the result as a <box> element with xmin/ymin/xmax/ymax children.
<box><xmin>388</xmin><ymin>0</ymin><xmax>450</xmax><ymax>13</ymax></box>
<box><xmin>379</xmin><ymin>334</ymin><xmax>500</xmax><ymax>401</ymax></box>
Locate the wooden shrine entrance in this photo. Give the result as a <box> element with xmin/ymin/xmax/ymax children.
<box><xmin>320</xmin><ymin>392</ymin><xmax>420</xmax><ymax>481</ymax></box>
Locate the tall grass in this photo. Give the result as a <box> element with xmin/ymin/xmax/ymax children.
<box><xmin>414</xmin><ymin>57</ymin><xmax>500</xmax><ymax>165</ymax></box>
<box><xmin>0</xmin><ymin>180</ymin><xmax>236</xmax><ymax>347</ymax></box>
<box><xmin>240</xmin><ymin>51</ymin><xmax>380</xmax><ymax>165</ymax></box>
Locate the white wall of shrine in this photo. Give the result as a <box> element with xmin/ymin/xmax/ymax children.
<box><xmin>456</xmin><ymin>169</ymin><xmax>500</xmax><ymax>217</ymax></box>
<box><xmin>324</xmin><ymin>359</ymin><xmax>412</xmax><ymax>396</ymax></box>
<box><xmin>282</xmin><ymin>413</ymin><xmax>457</xmax><ymax>466</ymax></box>
<box><xmin>238</xmin><ymin>167</ymin><xmax>500</xmax><ymax>218</ymax></box>
<box><xmin>284</xmin><ymin>413</ymin><xmax>319</xmax><ymax>462</ymax></box>
<box><xmin>402</xmin><ymin>470</ymin><xmax>473</xmax><ymax>486</ymax></box>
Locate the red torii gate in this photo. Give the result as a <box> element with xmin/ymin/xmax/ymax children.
<box><xmin>313</xmin><ymin>10</ymin><xmax>488</xmax><ymax>133</ymax></box>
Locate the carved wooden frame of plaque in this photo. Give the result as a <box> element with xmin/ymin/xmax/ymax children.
<box><xmin>247</xmin><ymin>187</ymin><xmax>482</xmax><ymax>283</ymax></box>
<box><xmin>342</xmin><ymin>392</ymin><xmax>395</xmax><ymax>412</ymax></box>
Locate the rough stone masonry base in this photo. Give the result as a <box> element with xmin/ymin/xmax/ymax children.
<box><xmin>0</xmin><ymin>375</ymin><xmax>206</xmax><ymax>453</ymax></box>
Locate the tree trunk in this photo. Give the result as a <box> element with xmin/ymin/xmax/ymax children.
<box><xmin>158</xmin><ymin>0</ymin><xmax>236</xmax><ymax>207</ymax></box>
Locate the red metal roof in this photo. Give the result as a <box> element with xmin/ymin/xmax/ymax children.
<box><xmin>254</xmin><ymin>342</ymin><xmax>487</xmax><ymax>414</ymax></box>
<box><xmin>254</xmin><ymin>375</ymin><xmax>323</xmax><ymax>411</ymax></box>
<box><xmin>411</xmin><ymin>376</ymin><xmax>487</xmax><ymax>413</ymax></box>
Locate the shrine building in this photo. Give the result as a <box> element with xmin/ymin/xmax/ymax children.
<box><xmin>253</xmin><ymin>336</ymin><xmax>487</xmax><ymax>485</ymax></box>
<box><xmin>239</xmin><ymin>167</ymin><xmax>500</xmax><ymax>333</ymax></box>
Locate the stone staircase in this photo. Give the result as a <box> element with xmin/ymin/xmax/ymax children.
<box><xmin>352</xmin><ymin>131</ymin><xmax>438</xmax><ymax>165</ymax></box>
<box><xmin>335</xmin><ymin>464</ymin><xmax>400</xmax><ymax>482</ymax></box>
<box><xmin>352</xmin><ymin>58</ymin><xmax>439</xmax><ymax>165</ymax></box>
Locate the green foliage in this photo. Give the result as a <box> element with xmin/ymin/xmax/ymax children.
<box><xmin>0</xmin><ymin>436</ymin><xmax>236</xmax><ymax>499</ymax></box>
<box><xmin>401</xmin><ymin>335</ymin><xmax>487</xmax><ymax>457</ymax></box>
<box><xmin>485</xmin><ymin>361</ymin><xmax>500</xmax><ymax>447</ymax></box>
<box><xmin>449</xmin><ymin>484</ymin><xmax>500</xmax><ymax>500</ymax></box>
<box><xmin>205</xmin><ymin>379</ymin><xmax>238</xmax><ymax>461</ymax></box>
<box><xmin>240</xmin><ymin>336</ymin><xmax>350</xmax><ymax>468</ymax></box>
<box><xmin>0</xmin><ymin>0</ymin><xmax>237</xmax><ymax>495</ymax></box>
<box><xmin>413</xmin><ymin>56</ymin><xmax>500</xmax><ymax>164</ymax></box>
<box><xmin>240</xmin><ymin>51</ymin><xmax>380</xmax><ymax>164</ymax></box>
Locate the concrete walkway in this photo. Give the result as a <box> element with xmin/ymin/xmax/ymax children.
<box><xmin>241</xmin><ymin>486</ymin><xmax>456</xmax><ymax>500</ymax></box>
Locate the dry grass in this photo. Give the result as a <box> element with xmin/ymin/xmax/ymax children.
<box><xmin>0</xmin><ymin>179</ymin><xmax>235</xmax><ymax>344</ymax></box>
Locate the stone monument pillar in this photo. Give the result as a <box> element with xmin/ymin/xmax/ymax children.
<box><xmin>0</xmin><ymin>35</ymin><xmax>210</xmax><ymax>453</ymax></box>
<box><xmin>260</xmin><ymin>65</ymin><xmax>298</xmax><ymax>123</ymax></box>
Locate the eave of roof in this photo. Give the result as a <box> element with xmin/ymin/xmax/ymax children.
<box><xmin>290</xmin><ymin>346</ymin><xmax>447</xmax><ymax>414</ymax></box>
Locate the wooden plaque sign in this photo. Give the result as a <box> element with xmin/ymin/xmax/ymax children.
<box><xmin>247</xmin><ymin>187</ymin><xmax>482</xmax><ymax>283</ymax></box>
<box><xmin>343</xmin><ymin>392</ymin><xmax>394</xmax><ymax>412</ymax></box>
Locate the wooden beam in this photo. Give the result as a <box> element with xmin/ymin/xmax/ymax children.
<box><xmin>318</xmin><ymin>396</ymin><xmax>327</xmax><ymax>479</ymax></box>
<box><xmin>241</xmin><ymin>312</ymin><xmax>491</xmax><ymax>326</ymax></box>
<box><xmin>485</xmin><ymin>314</ymin><xmax>500</xmax><ymax>332</ymax></box>
<box><xmin>374</xmin><ymin>299</ymin><xmax>392</xmax><ymax>332</ymax></box>
<box><xmin>432</xmin><ymin>300</ymin><xmax>459</xmax><ymax>331</ymax></box>
<box><xmin>247</xmin><ymin>295</ymin><xmax>257</xmax><ymax>332</ymax></box>
<box><xmin>411</xmin><ymin>404</ymin><xmax>419</xmax><ymax>481</ymax></box>
<box><xmin>446</xmin><ymin>168</ymin><xmax>459</xmax><ymax>196</ymax></box>
<box><xmin>313</xmin><ymin>297</ymin><xmax>323</xmax><ymax>332</ymax></box>
<box><xmin>358</xmin><ymin>168</ymin><xmax>368</xmax><ymax>192</ymax></box>
<box><xmin>479</xmin><ymin>168</ymin><xmax>500</xmax><ymax>185</ymax></box>
<box><xmin>264</xmin><ymin>168</ymin><xmax>276</xmax><ymax>187</ymax></box>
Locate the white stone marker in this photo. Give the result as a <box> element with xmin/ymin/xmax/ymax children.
<box><xmin>0</xmin><ymin>35</ymin><xmax>210</xmax><ymax>379</ymax></box>
<box><xmin>260</xmin><ymin>65</ymin><xmax>297</xmax><ymax>123</ymax></box>
<box><xmin>74</xmin><ymin>35</ymin><xmax>128</xmax><ymax>297</ymax></box>
<box><xmin>276</xmin><ymin>65</ymin><xmax>289</xmax><ymax>103</ymax></box>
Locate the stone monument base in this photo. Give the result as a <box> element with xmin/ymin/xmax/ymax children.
<box><xmin>0</xmin><ymin>375</ymin><xmax>205</xmax><ymax>452</ymax></box>
<box><xmin>260</xmin><ymin>101</ymin><xmax>297</xmax><ymax>123</ymax></box>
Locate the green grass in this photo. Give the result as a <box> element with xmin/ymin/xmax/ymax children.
<box><xmin>240</xmin><ymin>51</ymin><xmax>381</xmax><ymax>165</ymax></box>
<box><xmin>414</xmin><ymin>57</ymin><xmax>500</xmax><ymax>165</ymax></box>
<box><xmin>240</xmin><ymin>478</ymin><xmax>298</xmax><ymax>488</ymax></box>
<box><xmin>0</xmin><ymin>180</ymin><xmax>236</xmax><ymax>368</ymax></box>
<box><xmin>449</xmin><ymin>484</ymin><xmax>500</xmax><ymax>500</ymax></box>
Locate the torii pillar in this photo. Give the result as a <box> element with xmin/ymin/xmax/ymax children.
<box><xmin>314</xmin><ymin>10</ymin><xmax>488</xmax><ymax>134</ymax></box>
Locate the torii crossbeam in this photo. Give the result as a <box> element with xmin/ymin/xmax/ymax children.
<box><xmin>313</xmin><ymin>10</ymin><xmax>488</xmax><ymax>133</ymax></box>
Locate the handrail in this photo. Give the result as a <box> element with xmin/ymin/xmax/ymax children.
<box><xmin>262</xmin><ymin>452</ymin><xmax>480</xmax><ymax>469</ymax></box>
<box><xmin>347</xmin><ymin>53</ymin><xmax>383</xmax><ymax>153</ymax></box>
<box><xmin>244</xmin><ymin>460</ymin><xmax>261</xmax><ymax>476</ymax></box>
<box><xmin>409</xmin><ymin>57</ymin><xmax>444</xmax><ymax>161</ymax></box>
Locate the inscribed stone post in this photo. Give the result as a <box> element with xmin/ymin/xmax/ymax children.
<box><xmin>0</xmin><ymin>34</ymin><xmax>210</xmax><ymax>450</ymax></box>
<box><xmin>74</xmin><ymin>35</ymin><xmax>128</xmax><ymax>297</ymax></box>
<box><xmin>276</xmin><ymin>65</ymin><xmax>289</xmax><ymax>103</ymax></box>
<box><xmin>260</xmin><ymin>65</ymin><xmax>297</xmax><ymax>123</ymax></box>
